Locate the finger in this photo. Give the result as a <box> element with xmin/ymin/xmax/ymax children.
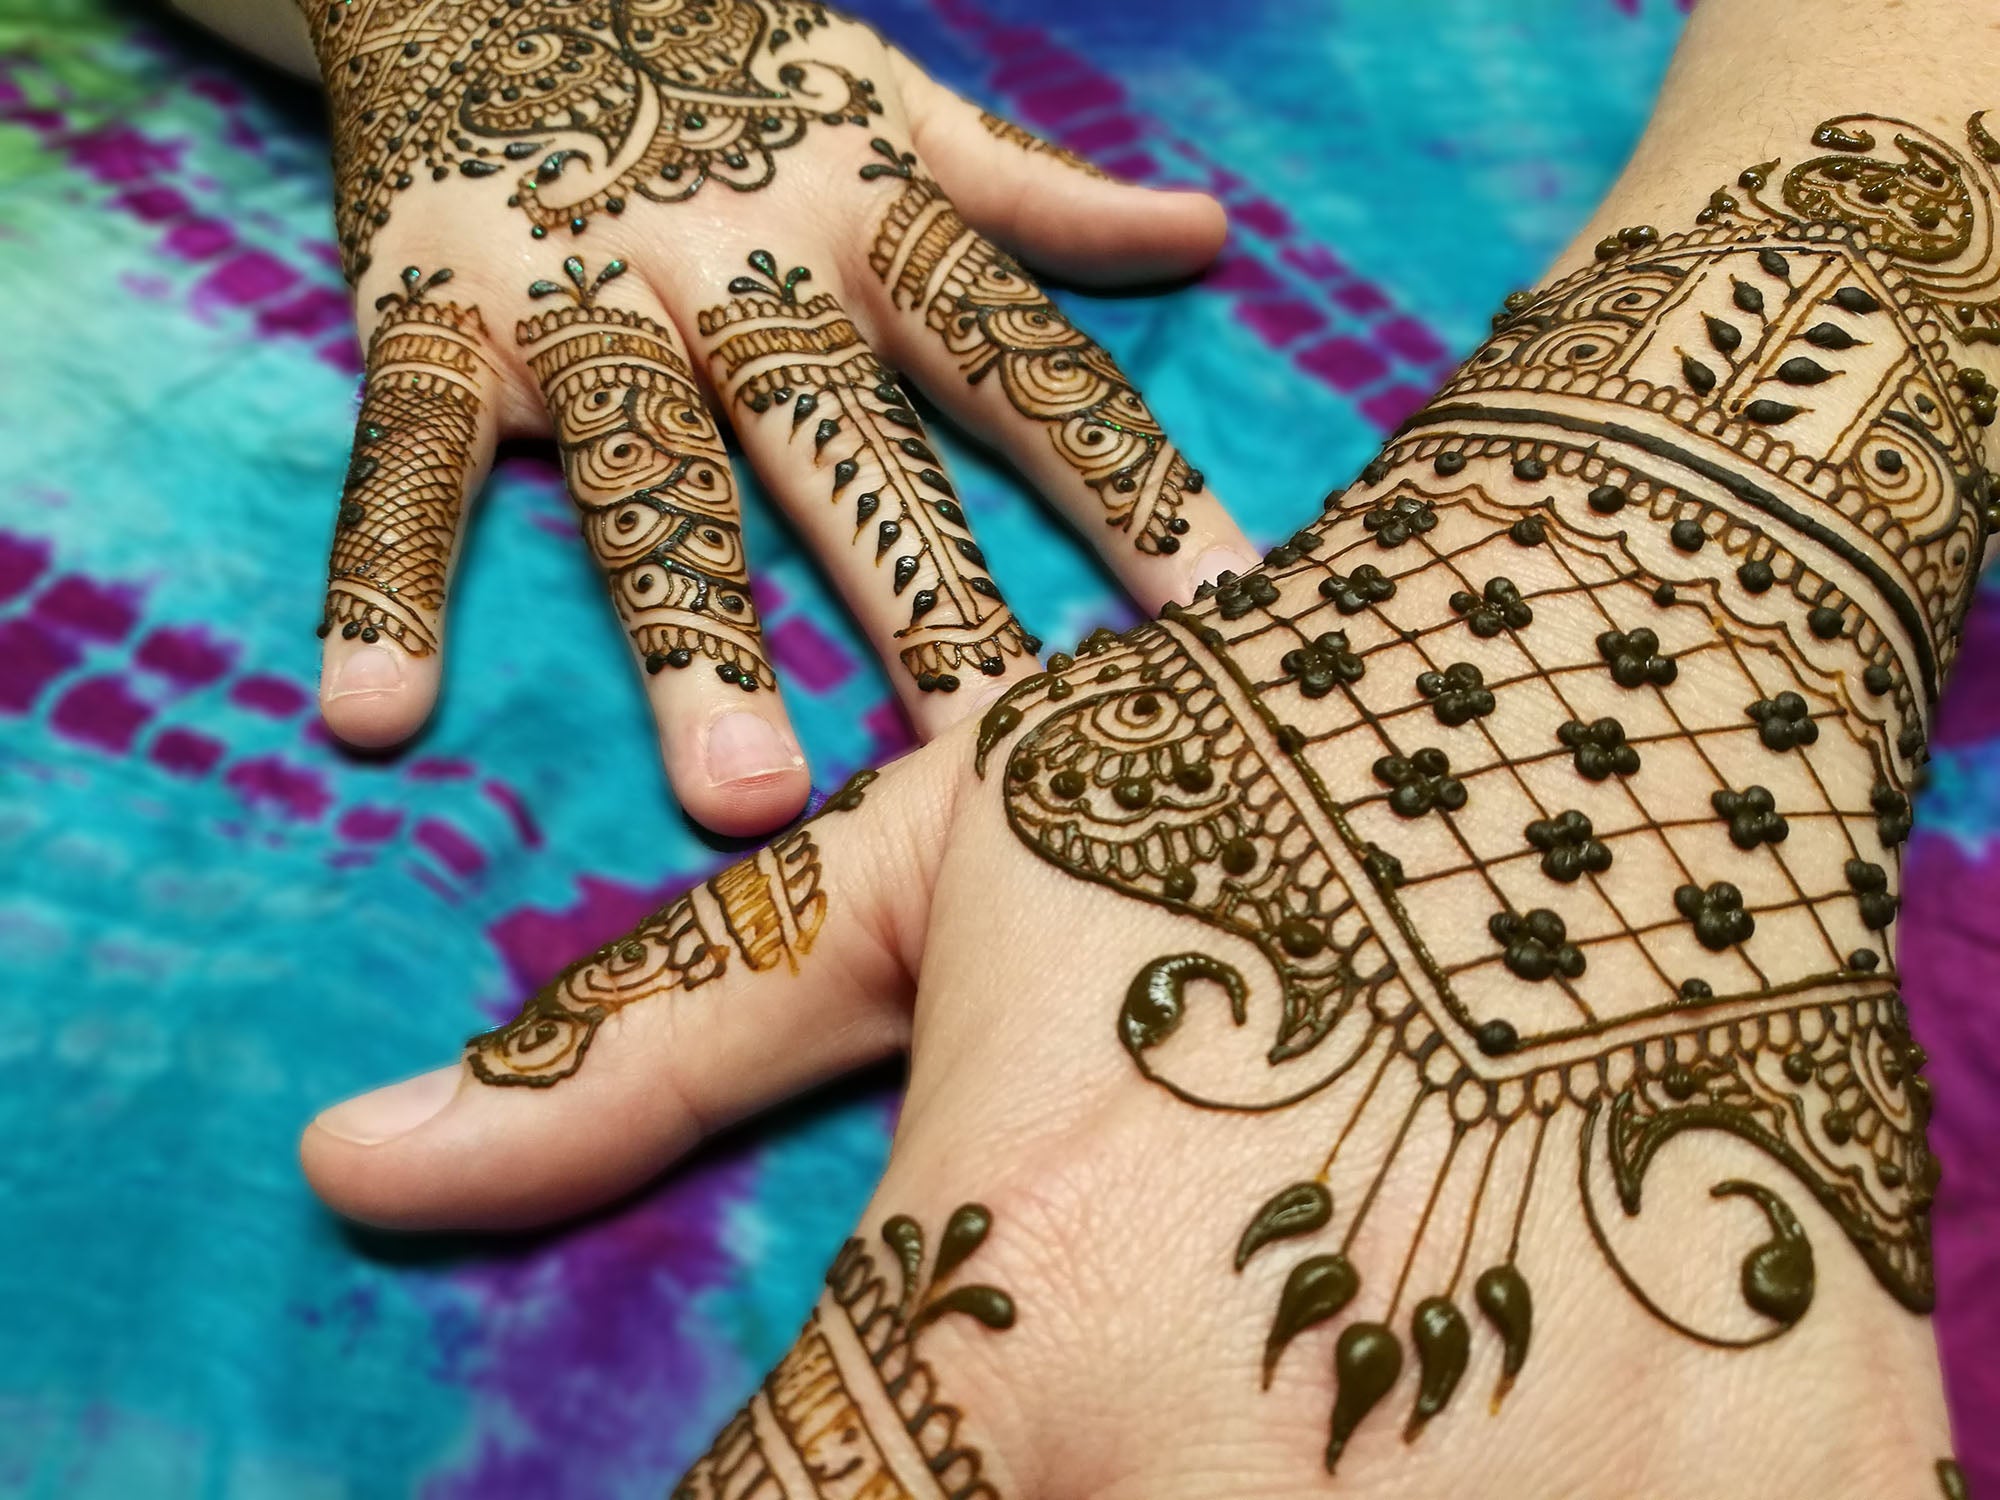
<box><xmin>690</xmin><ymin>248</ymin><xmax>1044</xmax><ymax>734</ymax></box>
<box><xmin>318</xmin><ymin>264</ymin><xmax>501</xmax><ymax>748</ymax></box>
<box><xmin>514</xmin><ymin>255</ymin><xmax>811</xmax><ymax>837</ymax></box>
<box><xmin>890</xmin><ymin>48</ymin><xmax>1226</xmax><ymax>286</ymax></box>
<box><xmin>862</xmin><ymin>169</ymin><xmax>1259</xmax><ymax>609</ymax></box>
<box><xmin>300</xmin><ymin>757</ymin><xmax>945</xmax><ymax>1231</ymax></box>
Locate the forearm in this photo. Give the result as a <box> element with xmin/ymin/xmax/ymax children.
<box><xmin>960</xmin><ymin>0</ymin><xmax>1990</xmax><ymax>1488</ymax></box>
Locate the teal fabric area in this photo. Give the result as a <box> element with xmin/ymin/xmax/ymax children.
<box><xmin>3</xmin><ymin>1</ymin><xmax>1992</xmax><ymax>1495</ymax></box>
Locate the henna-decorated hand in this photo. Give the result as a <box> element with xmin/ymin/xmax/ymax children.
<box><xmin>268</xmin><ymin>0</ymin><xmax>1255</xmax><ymax>834</ymax></box>
<box><xmin>298</xmin><ymin>92</ymin><xmax>1991</xmax><ymax>1500</ymax></box>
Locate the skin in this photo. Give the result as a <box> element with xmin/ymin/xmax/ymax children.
<box><xmin>168</xmin><ymin>0</ymin><xmax>1259</xmax><ymax>836</ymax></box>
<box><xmin>301</xmin><ymin>1</ymin><xmax>1986</xmax><ymax>1494</ymax></box>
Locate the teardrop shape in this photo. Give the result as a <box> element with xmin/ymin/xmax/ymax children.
<box><xmin>876</xmin><ymin>519</ymin><xmax>902</xmax><ymax>557</ymax></box>
<box><xmin>1474</xmin><ymin>1264</ymin><xmax>1533</xmax><ymax>1403</ymax></box>
<box><xmin>1704</xmin><ymin>315</ymin><xmax>1742</xmax><ymax>355</ymax></box>
<box><xmin>1713</xmin><ymin>1179</ymin><xmax>1815</xmax><ymax>1326</ymax></box>
<box><xmin>1263</xmin><ymin>1253</ymin><xmax>1358</xmax><ymax>1386</ymax></box>
<box><xmin>1325</xmin><ymin>1322</ymin><xmax>1403</xmax><ymax>1473</ymax></box>
<box><xmin>881</xmin><ymin>1214</ymin><xmax>925</xmax><ymax>1314</ymax></box>
<box><xmin>792</xmin><ymin>391</ymin><xmax>819</xmax><ymax>425</ymax></box>
<box><xmin>909</xmin><ymin>588</ymin><xmax>939</xmax><ymax>622</ymax></box>
<box><xmin>1744</xmin><ymin>398</ymin><xmax>1802</xmax><ymax>424</ymax></box>
<box><xmin>1681</xmin><ymin>354</ymin><xmax>1717</xmax><ymax>394</ymax></box>
<box><xmin>933</xmin><ymin>1203</ymin><xmax>992</xmax><ymax>1282</ymax></box>
<box><xmin>1405</xmin><ymin>1297</ymin><xmax>1470</xmax><ymax>1436</ymax></box>
<box><xmin>832</xmin><ymin>459</ymin><xmax>858</xmax><ymax>491</ymax></box>
<box><xmin>1235</xmin><ymin>1182</ymin><xmax>1333</xmax><ymax>1271</ymax></box>
<box><xmin>854</xmin><ymin>493</ymin><xmax>879</xmax><ymax>525</ymax></box>
<box><xmin>911</xmin><ymin>1283</ymin><xmax>1015</xmax><ymax>1333</ymax></box>
<box><xmin>1776</xmin><ymin>356</ymin><xmax>1833</xmax><ymax>385</ymax></box>
<box><xmin>892</xmin><ymin>555</ymin><xmax>919</xmax><ymax>593</ymax></box>
<box><xmin>1731</xmin><ymin>280</ymin><xmax>1765</xmax><ymax>315</ymax></box>
<box><xmin>954</xmin><ymin>538</ymin><xmax>987</xmax><ymax>567</ymax></box>
<box><xmin>814</xmin><ymin>418</ymin><xmax>840</xmax><ymax>451</ymax></box>
<box><xmin>1802</xmin><ymin>321</ymin><xmax>1857</xmax><ymax>350</ymax></box>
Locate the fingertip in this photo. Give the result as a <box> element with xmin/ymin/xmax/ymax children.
<box><xmin>319</xmin><ymin>642</ymin><xmax>438</xmax><ymax>748</ymax></box>
<box><xmin>667</xmin><ymin>706</ymin><xmax>812</xmax><ymax>837</ymax></box>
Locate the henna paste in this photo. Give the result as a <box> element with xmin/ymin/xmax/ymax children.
<box><xmin>869</xmin><ymin>166</ymin><xmax>1203</xmax><ymax>555</ymax></box>
<box><xmin>319</xmin><ymin>266</ymin><xmax>486</xmax><ymax>656</ymax></box>
<box><xmin>518</xmin><ymin>256</ymin><xmax>773</xmax><ymax>690</ymax></box>
<box><xmin>675</xmin><ymin>1201</ymin><xmax>1015</xmax><ymax>1499</ymax></box>
<box><xmin>975</xmin><ymin>111</ymin><xmax>1996</xmax><ymax>1471</ymax></box>
<box><xmin>298</xmin><ymin>0</ymin><xmax>884</xmax><ymax>279</ymax></box>
<box><xmin>699</xmin><ymin>251</ymin><xmax>1035</xmax><ymax>691</ymax></box>
<box><xmin>976</xmin><ymin>110</ymin><xmax>1109</xmax><ymax>181</ymax></box>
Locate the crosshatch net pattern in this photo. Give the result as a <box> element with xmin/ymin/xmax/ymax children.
<box><xmin>1221</xmin><ymin>484</ymin><xmax>1900</xmax><ymax>1060</ymax></box>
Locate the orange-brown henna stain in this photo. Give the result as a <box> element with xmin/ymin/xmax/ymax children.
<box><xmin>869</xmin><ymin>166</ymin><xmax>1204</xmax><ymax>556</ymax></box>
<box><xmin>699</xmin><ymin>251</ymin><xmax>1036</xmax><ymax>693</ymax></box>
<box><xmin>297</xmin><ymin>0</ymin><xmax>884</xmax><ymax>280</ymax></box>
<box><xmin>519</xmin><ymin>256</ymin><xmax>774</xmax><ymax>691</ymax></box>
<box><xmin>976</xmin><ymin>112</ymin><xmax>1996</xmax><ymax>1472</ymax></box>
<box><xmin>467</xmin><ymin>769</ymin><xmax>872</xmax><ymax>1086</ymax></box>
<box><xmin>319</xmin><ymin>266</ymin><xmax>486</xmax><ymax>656</ymax></box>
<box><xmin>675</xmin><ymin>1202</ymin><xmax>1015</xmax><ymax>1500</ymax></box>
<box><xmin>975</xmin><ymin>110</ymin><xmax>1110</xmax><ymax>181</ymax></box>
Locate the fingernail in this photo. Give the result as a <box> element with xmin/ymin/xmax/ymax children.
<box><xmin>705</xmin><ymin>711</ymin><xmax>805</xmax><ymax>787</ymax></box>
<box><xmin>325</xmin><ymin>643</ymin><xmax>405</xmax><ymax>702</ymax></box>
<box><xmin>312</xmin><ymin>1065</ymin><xmax>461</xmax><ymax>1146</ymax></box>
<box><xmin>1191</xmin><ymin>546</ymin><xmax>1261</xmax><ymax>592</ymax></box>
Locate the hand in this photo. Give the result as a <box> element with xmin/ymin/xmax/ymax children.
<box><xmin>292</xmin><ymin>0</ymin><xmax>1257</xmax><ymax>836</ymax></box>
<box><xmin>299</xmin><ymin>95</ymin><xmax>1989</xmax><ymax>1494</ymax></box>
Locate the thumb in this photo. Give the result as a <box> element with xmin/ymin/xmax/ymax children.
<box><xmin>299</xmin><ymin>752</ymin><xmax>954</xmax><ymax>1231</ymax></box>
<box><xmin>891</xmin><ymin>50</ymin><xmax>1227</xmax><ymax>286</ymax></box>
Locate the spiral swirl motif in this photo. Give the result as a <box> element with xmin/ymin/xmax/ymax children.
<box><xmin>521</xmin><ymin>295</ymin><xmax>774</xmax><ymax>689</ymax></box>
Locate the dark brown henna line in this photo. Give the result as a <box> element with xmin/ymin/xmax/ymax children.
<box><xmin>1444</xmin><ymin>1125</ymin><xmax>1504</xmax><ymax>1298</ymax></box>
<box><xmin>1937</xmin><ymin>1459</ymin><xmax>1970</xmax><ymax>1500</ymax></box>
<box><xmin>1384</xmin><ymin>1124</ymin><xmax>1464</xmax><ymax>1321</ymax></box>
<box><xmin>298</xmin><ymin>0</ymin><xmax>884</xmax><ymax>281</ymax></box>
<box><xmin>975</xmin><ymin>110</ymin><xmax>1110</xmax><ymax>181</ymax></box>
<box><xmin>466</xmin><ymin>771</ymin><xmax>869</xmax><ymax>1087</ymax></box>
<box><xmin>698</xmin><ymin>251</ymin><xmax>1036</xmax><ymax>693</ymax></box>
<box><xmin>319</xmin><ymin>265</ymin><xmax>487</xmax><ymax>656</ymax></box>
<box><xmin>868</xmin><ymin>168</ymin><xmax>1204</xmax><ymax>555</ymax></box>
<box><xmin>674</xmin><ymin>1200</ymin><xmax>1016</xmax><ymax>1499</ymax></box>
<box><xmin>1504</xmin><ymin>1110</ymin><xmax>1551</xmax><ymax>1266</ymax></box>
<box><xmin>1338</xmin><ymin>1089</ymin><xmax>1427</xmax><ymax>1256</ymax></box>
<box><xmin>516</xmin><ymin>256</ymin><xmax>775</xmax><ymax>692</ymax></box>
<box><xmin>974</xmin><ymin>107</ymin><xmax>1983</xmax><ymax>1468</ymax></box>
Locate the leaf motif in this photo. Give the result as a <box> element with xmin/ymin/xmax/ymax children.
<box><xmin>1325</xmin><ymin>1322</ymin><xmax>1402</xmax><ymax>1473</ymax></box>
<box><xmin>1262</xmin><ymin>1252</ymin><xmax>1358</xmax><ymax>1386</ymax></box>
<box><xmin>912</xmin><ymin>1283</ymin><xmax>1015</xmax><ymax>1333</ymax></box>
<box><xmin>933</xmin><ymin>1203</ymin><xmax>993</xmax><ymax>1283</ymax></box>
<box><xmin>1405</xmin><ymin>1297</ymin><xmax>1470</xmax><ymax>1436</ymax></box>
<box><xmin>1234</xmin><ymin>1182</ymin><xmax>1333</xmax><ymax>1271</ymax></box>
<box><xmin>1473</xmin><ymin>1263</ymin><xmax>1533</xmax><ymax>1402</ymax></box>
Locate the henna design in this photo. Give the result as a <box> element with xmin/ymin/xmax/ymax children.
<box><xmin>698</xmin><ymin>251</ymin><xmax>1036</xmax><ymax>691</ymax></box>
<box><xmin>518</xmin><ymin>256</ymin><xmax>773</xmax><ymax>691</ymax></box>
<box><xmin>869</xmin><ymin>167</ymin><xmax>1204</xmax><ymax>555</ymax></box>
<box><xmin>298</xmin><ymin>0</ymin><xmax>883</xmax><ymax>280</ymax></box>
<box><xmin>675</xmin><ymin>1202</ymin><xmax>1015</xmax><ymax>1499</ymax></box>
<box><xmin>1938</xmin><ymin>1459</ymin><xmax>1971</xmax><ymax>1500</ymax></box>
<box><xmin>975</xmin><ymin>110</ymin><xmax>1109</xmax><ymax>181</ymax></box>
<box><xmin>467</xmin><ymin>770</ymin><xmax>872</xmax><ymax>1085</ymax></box>
<box><xmin>975</xmin><ymin>112</ymin><xmax>1996</xmax><ymax>1471</ymax></box>
<box><xmin>318</xmin><ymin>266</ymin><xmax>487</xmax><ymax>656</ymax></box>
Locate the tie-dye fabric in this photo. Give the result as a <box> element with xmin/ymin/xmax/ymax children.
<box><xmin>1</xmin><ymin>1</ymin><xmax>1990</xmax><ymax>1494</ymax></box>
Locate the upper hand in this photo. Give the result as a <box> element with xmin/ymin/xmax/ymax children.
<box><xmin>294</xmin><ymin>0</ymin><xmax>1258</xmax><ymax>835</ymax></box>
